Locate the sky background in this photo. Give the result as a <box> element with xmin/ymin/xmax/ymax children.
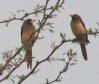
<box><xmin>0</xmin><ymin>0</ymin><xmax>99</xmax><ymax>84</ymax></box>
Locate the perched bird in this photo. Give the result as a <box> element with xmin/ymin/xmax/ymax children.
<box><xmin>21</xmin><ymin>19</ymin><xmax>38</xmax><ymax>69</ymax></box>
<box><xmin>70</xmin><ymin>14</ymin><xmax>90</xmax><ymax>60</ymax></box>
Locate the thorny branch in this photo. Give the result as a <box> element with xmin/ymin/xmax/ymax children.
<box><xmin>46</xmin><ymin>49</ymin><xmax>77</xmax><ymax>84</ymax></box>
<box><xmin>0</xmin><ymin>46</ymin><xmax>23</xmax><ymax>75</ymax></box>
<box><xmin>0</xmin><ymin>57</ymin><xmax>25</xmax><ymax>82</ymax></box>
<box><xmin>0</xmin><ymin>0</ymin><xmax>64</xmax><ymax>27</ymax></box>
<box><xmin>0</xmin><ymin>5</ymin><xmax>52</xmax><ymax>25</ymax></box>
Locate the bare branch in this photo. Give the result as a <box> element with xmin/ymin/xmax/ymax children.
<box><xmin>0</xmin><ymin>47</ymin><xmax>23</xmax><ymax>75</ymax></box>
<box><xmin>0</xmin><ymin>58</ymin><xmax>24</xmax><ymax>82</ymax></box>
<box><xmin>46</xmin><ymin>49</ymin><xmax>77</xmax><ymax>84</ymax></box>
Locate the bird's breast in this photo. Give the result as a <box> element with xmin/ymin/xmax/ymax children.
<box><xmin>71</xmin><ymin>21</ymin><xmax>86</xmax><ymax>37</ymax></box>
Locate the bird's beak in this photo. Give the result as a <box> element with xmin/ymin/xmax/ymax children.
<box><xmin>31</xmin><ymin>19</ymin><xmax>36</xmax><ymax>24</ymax></box>
<box><xmin>70</xmin><ymin>14</ymin><xmax>73</xmax><ymax>17</ymax></box>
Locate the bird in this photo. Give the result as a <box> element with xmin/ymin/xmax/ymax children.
<box><xmin>70</xmin><ymin>14</ymin><xmax>90</xmax><ymax>60</ymax></box>
<box><xmin>21</xmin><ymin>19</ymin><xmax>38</xmax><ymax>69</ymax></box>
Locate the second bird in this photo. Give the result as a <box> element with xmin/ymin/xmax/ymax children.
<box><xmin>70</xmin><ymin>14</ymin><xmax>90</xmax><ymax>60</ymax></box>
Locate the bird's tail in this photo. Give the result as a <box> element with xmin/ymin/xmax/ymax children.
<box><xmin>80</xmin><ymin>43</ymin><xmax>88</xmax><ymax>60</ymax></box>
<box><xmin>26</xmin><ymin>48</ymin><xmax>32</xmax><ymax>69</ymax></box>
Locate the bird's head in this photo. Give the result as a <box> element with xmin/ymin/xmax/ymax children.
<box><xmin>24</xmin><ymin>18</ymin><xmax>40</xmax><ymax>29</ymax></box>
<box><xmin>70</xmin><ymin>14</ymin><xmax>81</xmax><ymax>20</ymax></box>
<box><xmin>25</xmin><ymin>18</ymin><xmax>36</xmax><ymax>25</ymax></box>
<box><xmin>31</xmin><ymin>18</ymin><xmax>40</xmax><ymax>29</ymax></box>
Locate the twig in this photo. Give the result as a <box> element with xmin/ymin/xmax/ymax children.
<box><xmin>46</xmin><ymin>49</ymin><xmax>77</xmax><ymax>84</ymax></box>
<box><xmin>46</xmin><ymin>57</ymin><xmax>72</xmax><ymax>84</ymax></box>
<box><xmin>0</xmin><ymin>46</ymin><xmax>23</xmax><ymax>75</ymax></box>
<box><xmin>0</xmin><ymin>58</ymin><xmax>24</xmax><ymax>82</ymax></box>
<box><xmin>0</xmin><ymin>4</ymin><xmax>53</xmax><ymax>25</ymax></box>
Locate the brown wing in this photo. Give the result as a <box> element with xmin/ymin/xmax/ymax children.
<box><xmin>79</xmin><ymin>18</ymin><xmax>90</xmax><ymax>44</ymax></box>
<box><xmin>79</xmin><ymin>17</ymin><xmax>86</xmax><ymax>29</ymax></box>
